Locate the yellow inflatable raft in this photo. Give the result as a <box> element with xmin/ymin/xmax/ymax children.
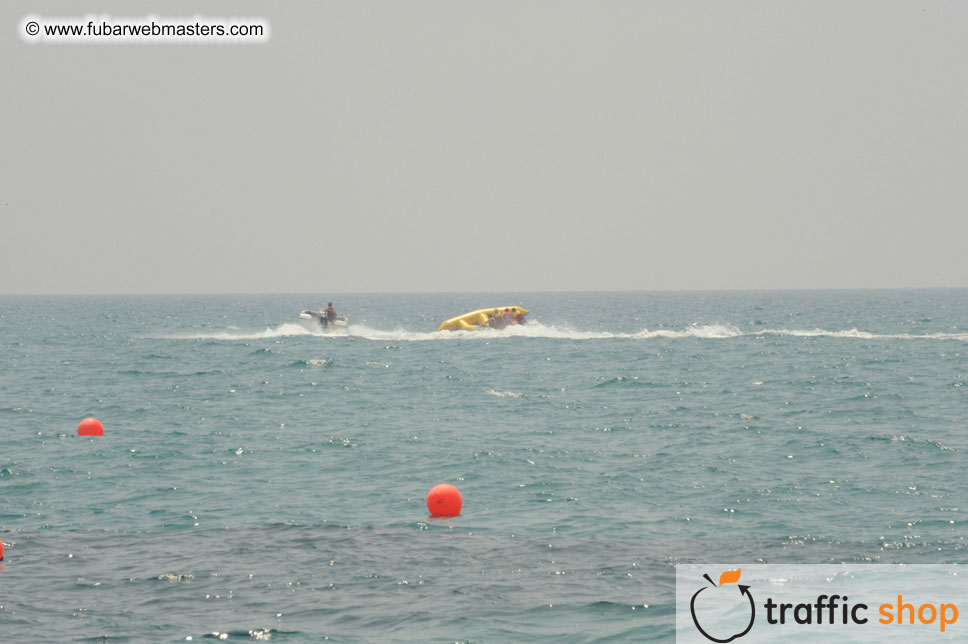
<box><xmin>438</xmin><ymin>307</ymin><xmax>530</xmax><ymax>331</ymax></box>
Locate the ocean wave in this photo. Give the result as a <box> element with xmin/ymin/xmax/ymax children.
<box><xmin>486</xmin><ymin>389</ymin><xmax>526</xmax><ymax>399</ymax></box>
<box><xmin>429</xmin><ymin>322</ymin><xmax>745</xmax><ymax>341</ymax></box>
<box><xmin>288</xmin><ymin>358</ymin><xmax>332</xmax><ymax>369</ymax></box>
<box><xmin>629</xmin><ymin>323</ymin><xmax>744</xmax><ymax>339</ymax></box>
<box><xmin>156</xmin><ymin>323</ymin><xmax>320</xmax><ymax>341</ymax></box>
<box><xmin>153</xmin><ymin>322</ymin><xmax>968</xmax><ymax>343</ymax></box>
<box><xmin>755</xmin><ymin>328</ymin><xmax>968</xmax><ymax>341</ymax></box>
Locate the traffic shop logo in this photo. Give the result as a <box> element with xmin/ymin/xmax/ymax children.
<box><xmin>689</xmin><ymin>569</ymin><xmax>755</xmax><ymax>642</ymax></box>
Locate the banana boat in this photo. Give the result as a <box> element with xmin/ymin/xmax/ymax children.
<box><xmin>438</xmin><ymin>307</ymin><xmax>529</xmax><ymax>332</ymax></box>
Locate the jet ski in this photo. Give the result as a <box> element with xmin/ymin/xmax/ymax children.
<box><xmin>298</xmin><ymin>310</ymin><xmax>349</xmax><ymax>332</ymax></box>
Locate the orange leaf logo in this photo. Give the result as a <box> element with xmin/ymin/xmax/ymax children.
<box><xmin>719</xmin><ymin>569</ymin><xmax>741</xmax><ymax>586</ymax></box>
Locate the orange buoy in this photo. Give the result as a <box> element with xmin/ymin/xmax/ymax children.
<box><xmin>426</xmin><ymin>483</ymin><xmax>462</xmax><ymax>517</ymax></box>
<box><xmin>77</xmin><ymin>417</ymin><xmax>104</xmax><ymax>436</ymax></box>
<box><xmin>0</xmin><ymin>539</ymin><xmax>4</xmax><ymax>560</ymax></box>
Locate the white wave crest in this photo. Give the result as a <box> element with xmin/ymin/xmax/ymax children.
<box><xmin>154</xmin><ymin>322</ymin><xmax>968</xmax><ymax>343</ymax></box>
<box><xmin>486</xmin><ymin>390</ymin><xmax>525</xmax><ymax>399</ymax></box>
<box><xmin>629</xmin><ymin>323</ymin><xmax>744</xmax><ymax>340</ymax></box>
<box><xmin>158</xmin><ymin>323</ymin><xmax>319</xmax><ymax>341</ymax></box>
<box><xmin>759</xmin><ymin>327</ymin><xmax>878</xmax><ymax>339</ymax></box>
<box><xmin>757</xmin><ymin>328</ymin><xmax>968</xmax><ymax>341</ymax></box>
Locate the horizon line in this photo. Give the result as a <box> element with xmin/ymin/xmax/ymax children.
<box><xmin>2</xmin><ymin>286</ymin><xmax>967</xmax><ymax>297</ymax></box>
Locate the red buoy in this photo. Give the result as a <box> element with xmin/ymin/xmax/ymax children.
<box><xmin>77</xmin><ymin>417</ymin><xmax>104</xmax><ymax>436</ymax></box>
<box><xmin>0</xmin><ymin>539</ymin><xmax>4</xmax><ymax>561</ymax></box>
<box><xmin>426</xmin><ymin>483</ymin><xmax>462</xmax><ymax>517</ymax></box>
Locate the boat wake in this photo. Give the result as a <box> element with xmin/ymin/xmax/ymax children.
<box><xmin>756</xmin><ymin>328</ymin><xmax>968</xmax><ymax>341</ymax></box>
<box><xmin>155</xmin><ymin>322</ymin><xmax>968</xmax><ymax>343</ymax></box>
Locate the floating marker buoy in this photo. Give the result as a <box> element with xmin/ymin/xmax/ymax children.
<box><xmin>77</xmin><ymin>417</ymin><xmax>104</xmax><ymax>436</ymax></box>
<box><xmin>426</xmin><ymin>483</ymin><xmax>462</xmax><ymax>517</ymax></box>
<box><xmin>0</xmin><ymin>539</ymin><xmax>4</xmax><ymax>560</ymax></box>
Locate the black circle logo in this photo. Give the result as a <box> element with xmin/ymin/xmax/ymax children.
<box><xmin>689</xmin><ymin>571</ymin><xmax>755</xmax><ymax>642</ymax></box>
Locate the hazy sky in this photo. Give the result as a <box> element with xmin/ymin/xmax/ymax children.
<box><xmin>3</xmin><ymin>1</ymin><xmax>967</xmax><ymax>294</ymax></box>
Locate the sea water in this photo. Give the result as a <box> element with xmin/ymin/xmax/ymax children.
<box><xmin>1</xmin><ymin>290</ymin><xmax>966</xmax><ymax>643</ymax></box>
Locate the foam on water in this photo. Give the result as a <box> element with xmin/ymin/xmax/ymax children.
<box><xmin>158</xmin><ymin>322</ymin><xmax>320</xmax><ymax>341</ymax></box>
<box><xmin>157</xmin><ymin>321</ymin><xmax>968</xmax><ymax>343</ymax></box>
<box><xmin>757</xmin><ymin>328</ymin><xmax>968</xmax><ymax>341</ymax></box>
<box><xmin>486</xmin><ymin>389</ymin><xmax>526</xmax><ymax>398</ymax></box>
